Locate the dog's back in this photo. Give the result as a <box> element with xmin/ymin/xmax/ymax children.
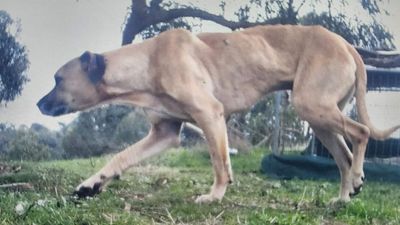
<box><xmin>153</xmin><ymin>25</ymin><xmax>350</xmax><ymax>114</ymax></box>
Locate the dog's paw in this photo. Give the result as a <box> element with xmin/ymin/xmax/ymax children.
<box><xmin>194</xmin><ymin>194</ymin><xmax>221</xmax><ymax>204</ymax></box>
<box><xmin>349</xmin><ymin>171</ymin><xmax>365</xmax><ymax>197</ymax></box>
<box><xmin>73</xmin><ymin>172</ymin><xmax>121</xmax><ymax>198</ymax></box>
<box><xmin>73</xmin><ymin>182</ymin><xmax>103</xmax><ymax>198</ymax></box>
<box><xmin>328</xmin><ymin>197</ymin><xmax>349</xmax><ymax>211</ymax></box>
<box><xmin>329</xmin><ymin>196</ymin><xmax>350</xmax><ymax>205</ymax></box>
<box><xmin>73</xmin><ymin>174</ymin><xmax>107</xmax><ymax>198</ymax></box>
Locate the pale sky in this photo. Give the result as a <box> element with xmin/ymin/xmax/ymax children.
<box><xmin>0</xmin><ymin>0</ymin><xmax>399</xmax><ymax>131</ymax></box>
<box><xmin>0</xmin><ymin>0</ymin><xmax>131</xmax><ymax>129</ymax></box>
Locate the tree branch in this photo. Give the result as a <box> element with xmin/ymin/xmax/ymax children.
<box><xmin>159</xmin><ymin>7</ymin><xmax>275</xmax><ymax>30</ymax></box>
<box><xmin>356</xmin><ymin>47</ymin><xmax>400</xmax><ymax>68</ymax></box>
<box><xmin>298</xmin><ymin>0</ymin><xmax>306</xmax><ymax>12</ymax></box>
<box><xmin>132</xmin><ymin>0</ymin><xmax>147</xmax><ymax>11</ymax></box>
<box><xmin>122</xmin><ymin>1</ymin><xmax>400</xmax><ymax>68</ymax></box>
<box><xmin>122</xmin><ymin>2</ymin><xmax>277</xmax><ymax>45</ymax></box>
<box><xmin>363</xmin><ymin>56</ymin><xmax>400</xmax><ymax>68</ymax></box>
<box><xmin>0</xmin><ymin>182</ymin><xmax>33</xmax><ymax>191</ymax></box>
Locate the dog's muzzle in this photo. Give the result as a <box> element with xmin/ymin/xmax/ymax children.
<box><xmin>37</xmin><ymin>95</ymin><xmax>70</xmax><ymax>117</ymax></box>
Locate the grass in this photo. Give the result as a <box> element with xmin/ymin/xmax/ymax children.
<box><xmin>1</xmin><ymin>147</ymin><xmax>400</xmax><ymax>225</ymax></box>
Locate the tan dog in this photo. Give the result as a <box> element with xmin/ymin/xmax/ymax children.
<box><xmin>37</xmin><ymin>25</ymin><xmax>400</xmax><ymax>203</ymax></box>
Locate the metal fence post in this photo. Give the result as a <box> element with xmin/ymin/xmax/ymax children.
<box><xmin>272</xmin><ymin>92</ymin><xmax>282</xmax><ymax>155</ymax></box>
<box><xmin>311</xmin><ymin>133</ymin><xmax>316</xmax><ymax>156</ymax></box>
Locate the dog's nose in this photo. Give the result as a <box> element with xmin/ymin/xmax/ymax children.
<box><xmin>37</xmin><ymin>97</ymin><xmax>51</xmax><ymax>115</ymax></box>
<box><xmin>37</xmin><ymin>100</ymin><xmax>45</xmax><ymax>113</ymax></box>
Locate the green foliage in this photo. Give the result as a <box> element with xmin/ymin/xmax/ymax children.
<box><xmin>0</xmin><ymin>10</ymin><xmax>29</xmax><ymax>104</ymax></box>
<box><xmin>6</xmin><ymin>128</ymin><xmax>52</xmax><ymax>161</ymax></box>
<box><xmin>0</xmin><ymin>123</ymin><xmax>17</xmax><ymax>156</ymax></box>
<box><xmin>243</xmin><ymin>0</ymin><xmax>395</xmax><ymax>49</ymax></box>
<box><xmin>0</xmin><ymin>123</ymin><xmax>63</xmax><ymax>161</ymax></box>
<box><xmin>30</xmin><ymin>123</ymin><xmax>64</xmax><ymax>159</ymax></box>
<box><xmin>113</xmin><ymin>110</ymin><xmax>150</xmax><ymax>148</ymax></box>
<box><xmin>229</xmin><ymin>97</ymin><xmax>274</xmax><ymax>146</ymax></box>
<box><xmin>0</xmin><ymin>106</ymin><xmax>150</xmax><ymax>160</ymax></box>
<box><xmin>360</xmin><ymin>0</ymin><xmax>386</xmax><ymax>15</ymax></box>
<box><xmin>229</xmin><ymin>94</ymin><xmax>308</xmax><ymax>149</ymax></box>
<box><xmin>300</xmin><ymin>12</ymin><xmax>394</xmax><ymax>50</ymax></box>
<box><xmin>62</xmin><ymin>105</ymin><xmax>149</xmax><ymax>158</ymax></box>
<box><xmin>140</xmin><ymin>19</ymin><xmax>192</xmax><ymax>39</ymax></box>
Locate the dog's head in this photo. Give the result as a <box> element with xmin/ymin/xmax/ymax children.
<box><xmin>37</xmin><ymin>51</ymin><xmax>107</xmax><ymax>116</ymax></box>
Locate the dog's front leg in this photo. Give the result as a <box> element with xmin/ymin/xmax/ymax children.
<box><xmin>191</xmin><ymin>107</ymin><xmax>233</xmax><ymax>204</ymax></box>
<box><xmin>74</xmin><ymin>120</ymin><xmax>182</xmax><ymax>198</ymax></box>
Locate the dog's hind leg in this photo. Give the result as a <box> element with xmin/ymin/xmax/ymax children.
<box><xmin>294</xmin><ymin>99</ymin><xmax>369</xmax><ymax>201</ymax></box>
<box><xmin>292</xmin><ymin>54</ymin><xmax>369</xmax><ymax>201</ymax></box>
<box><xmin>312</xmin><ymin>128</ymin><xmax>353</xmax><ymax>202</ymax></box>
<box><xmin>74</xmin><ymin>120</ymin><xmax>182</xmax><ymax>198</ymax></box>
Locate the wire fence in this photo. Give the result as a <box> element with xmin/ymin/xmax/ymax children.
<box><xmin>264</xmin><ymin>67</ymin><xmax>400</xmax><ymax>165</ymax></box>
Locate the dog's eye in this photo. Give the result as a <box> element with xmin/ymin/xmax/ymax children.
<box><xmin>55</xmin><ymin>77</ymin><xmax>63</xmax><ymax>85</ymax></box>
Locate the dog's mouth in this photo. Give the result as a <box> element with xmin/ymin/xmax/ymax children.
<box><xmin>37</xmin><ymin>99</ymin><xmax>72</xmax><ymax>117</ymax></box>
<box><xmin>51</xmin><ymin>105</ymin><xmax>71</xmax><ymax>116</ymax></box>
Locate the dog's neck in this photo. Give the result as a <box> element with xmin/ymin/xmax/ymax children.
<box><xmin>98</xmin><ymin>41</ymin><xmax>168</xmax><ymax>111</ymax></box>
<box><xmin>101</xmin><ymin>42</ymin><xmax>153</xmax><ymax>96</ymax></box>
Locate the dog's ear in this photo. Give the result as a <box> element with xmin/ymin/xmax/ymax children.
<box><xmin>80</xmin><ymin>51</ymin><xmax>106</xmax><ymax>84</ymax></box>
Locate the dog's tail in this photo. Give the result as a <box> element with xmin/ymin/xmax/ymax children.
<box><xmin>348</xmin><ymin>45</ymin><xmax>400</xmax><ymax>140</ymax></box>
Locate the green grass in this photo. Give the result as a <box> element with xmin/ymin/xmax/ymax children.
<box><xmin>1</xmin><ymin>148</ymin><xmax>400</xmax><ymax>225</ymax></box>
